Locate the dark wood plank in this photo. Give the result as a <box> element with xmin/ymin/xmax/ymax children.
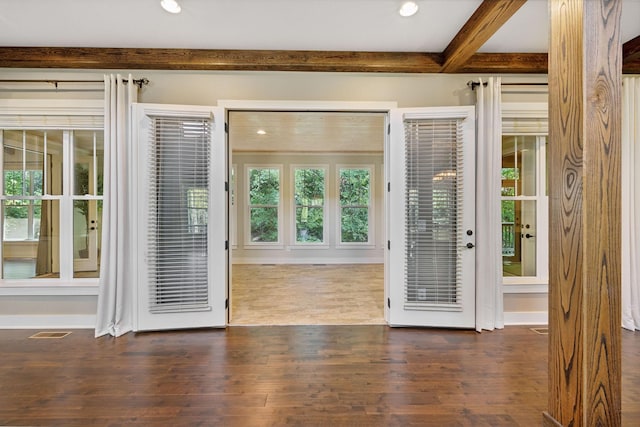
<box><xmin>547</xmin><ymin>0</ymin><xmax>622</xmax><ymax>425</ymax></box>
<box><xmin>0</xmin><ymin>326</ymin><xmax>638</xmax><ymax>426</ymax></box>
<box><xmin>440</xmin><ymin>0</ymin><xmax>527</xmax><ymax>73</ymax></box>
<box><xmin>623</xmin><ymin>57</ymin><xmax>640</xmax><ymax>74</ymax></box>
<box><xmin>623</xmin><ymin>35</ymin><xmax>640</xmax><ymax>63</ymax></box>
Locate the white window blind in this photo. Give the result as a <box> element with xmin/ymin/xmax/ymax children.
<box><xmin>501</xmin><ymin>117</ymin><xmax>548</xmax><ymax>135</ymax></box>
<box><xmin>501</xmin><ymin>103</ymin><xmax>548</xmax><ymax>135</ymax></box>
<box><xmin>404</xmin><ymin>118</ymin><xmax>464</xmax><ymax>311</ymax></box>
<box><xmin>147</xmin><ymin>116</ymin><xmax>211</xmax><ymax>314</ymax></box>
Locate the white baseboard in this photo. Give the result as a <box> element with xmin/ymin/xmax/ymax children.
<box><xmin>233</xmin><ymin>257</ymin><xmax>384</xmax><ymax>265</ymax></box>
<box><xmin>0</xmin><ymin>315</ymin><xmax>95</xmax><ymax>329</ymax></box>
<box><xmin>504</xmin><ymin>311</ymin><xmax>548</xmax><ymax>326</ymax></box>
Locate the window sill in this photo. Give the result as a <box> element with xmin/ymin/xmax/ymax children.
<box><xmin>288</xmin><ymin>243</ymin><xmax>330</xmax><ymax>249</ymax></box>
<box><xmin>502</xmin><ymin>282</ymin><xmax>548</xmax><ymax>294</ymax></box>
<box><xmin>0</xmin><ymin>280</ymin><xmax>99</xmax><ymax>296</ymax></box>
<box><xmin>336</xmin><ymin>243</ymin><xmax>376</xmax><ymax>249</ymax></box>
<box><xmin>243</xmin><ymin>244</ymin><xmax>285</xmax><ymax>250</ymax></box>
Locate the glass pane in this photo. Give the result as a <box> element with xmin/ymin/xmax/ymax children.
<box><xmin>3</xmin><ymin>131</ymin><xmax>35</xmax><ymax>196</ymax></box>
<box><xmin>3</xmin><ymin>130</ymin><xmax>63</xmax><ymax>196</ymax></box>
<box><xmin>73</xmin><ymin>200</ymin><xmax>102</xmax><ymax>278</ymax></box>
<box><xmin>250</xmin><ymin>207</ymin><xmax>278</xmax><ymax>242</ymax></box>
<box><xmin>187</xmin><ymin>187</ymin><xmax>208</xmax><ymax>234</ymax></box>
<box><xmin>341</xmin><ymin>207</ymin><xmax>368</xmax><ymax>243</ymax></box>
<box><xmin>296</xmin><ymin>206</ymin><xmax>323</xmax><ymax>243</ymax></box>
<box><xmin>3</xmin><ymin>201</ymin><xmax>28</xmax><ymax>240</ymax></box>
<box><xmin>46</xmin><ymin>132</ymin><xmax>64</xmax><ymax>196</ymax></box>
<box><xmin>501</xmin><ymin>136</ymin><xmax>537</xmax><ymax>197</ymax></box>
<box><xmin>74</xmin><ymin>130</ymin><xmax>104</xmax><ymax>196</ymax></box>
<box><xmin>432</xmin><ymin>174</ymin><xmax>456</xmax><ymax>241</ymax></box>
<box><xmin>249</xmin><ymin>168</ymin><xmax>279</xmax><ymax>205</ymax></box>
<box><xmin>502</xmin><ymin>200</ymin><xmax>536</xmax><ymax>277</ymax></box>
<box><xmin>501</xmin><ymin>200</ymin><xmax>516</xmax><ymax>257</ymax></box>
<box><xmin>295</xmin><ymin>168</ymin><xmax>325</xmax><ymax>205</ymax></box>
<box><xmin>3</xmin><ymin>200</ymin><xmax>60</xmax><ymax>279</ymax></box>
<box><xmin>339</xmin><ymin>169</ymin><xmax>370</xmax><ymax>206</ymax></box>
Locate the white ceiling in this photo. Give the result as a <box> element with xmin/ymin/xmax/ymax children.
<box><xmin>0</xmin><ymin>0</ymin><xmax>638</xmax><ymax>53</ymax></box>
<box><xmin>229</xmin><ymin>111</ymin><xmax>385</xmax><ymax>153</ymax></box>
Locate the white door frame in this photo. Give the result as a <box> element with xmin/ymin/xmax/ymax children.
<box><xmin>217</xmin><ymin>100</ymin><xmax>397</xmax><ymax>324</ymax></box>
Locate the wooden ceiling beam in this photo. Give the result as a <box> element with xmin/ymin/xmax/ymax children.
<box><xmin>457</xmin><ymin>52</ymin><xmax>547</xmax><ymax>73</ymax></box>
<box><xmin>440</xmin><ymin>0</ymin><xmax>528</xmax><ymax>73</ymax></box>
<box><xmin>623</xmin><ymin>35</ymin><xmax>640</xmax><ymax>63</ymax></box>
<box><xmin>0</xmin><ymin>47</ymin><xmax>547</xmax><ymax>73</ymax></box>
<box><xmin>623</xmin><ymin>58</ymin><xmax>640</xmax><ymax>74</ymax></box>
<box><xmin>0</xmin><ymin>47</ymin><xmax>443</xmax><ymax>73</ymax></box>
<box><xmin>0</xmin><ymin>46</ymin><xmax>636</xmax><ymax>74</ymax></box>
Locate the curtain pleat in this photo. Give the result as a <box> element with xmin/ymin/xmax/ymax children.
<box><xmin>95</xmin><ymin>74</ymin><xmax>138</xmax><ymax>337</ymax></box>
<box><xmin>475</xmin><ymin>77</ymin><xmax>504</xmax><ymax>332</ymax></box>
<box><xmin>622</xmin><ymin>76</ymin><xmax>640</xmax><ymax>332</ymax></box>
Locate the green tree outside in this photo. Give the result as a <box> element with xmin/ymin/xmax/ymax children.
<box><xmin>249</xmin><ymin>168</ymin><xmax>280</xmax><ymax>242</ymax></box>
<box><xmin>294</xmin><ymin>168</ymin><xmax>324</xmax><ymax>242</ymax></box>
<box><xmin>339</xmin><ymin>168</ymin><xmax>370</xmax><ymax>243</ymax></box>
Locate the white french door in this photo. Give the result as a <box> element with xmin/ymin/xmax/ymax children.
<box><xmin>133</xmin><ymin>103</ymin><xmax>227</xmax><ymax>331</ymax></box>
<box><xmin>388</xmin><ymin>106</ymin><xmax>476</xmax><ymax>328</ymax></box>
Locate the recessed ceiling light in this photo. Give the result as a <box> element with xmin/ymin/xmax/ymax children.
<box><xmin>161</xmin><ymin>0</ymin><xmax>181</xmax><ymax>14</ymax></box>
<box><xmin>399</xmin><ymin>1</ymin><xmax>419</xmax><ymax>17</ymax></box>
<box><xmin>256</xmin><ymin>129</ymin><xmax>267</xmax><ymax>135</ymax></box>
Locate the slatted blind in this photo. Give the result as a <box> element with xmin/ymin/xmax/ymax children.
<box><xmin>502</xmin><ymin>117</ymin><xmax>548</xmax><ymax>134</ymax></box>
<box><xmin>404</xmin><ymin>117</ymin><xmax>464</xmax><ymax>311</ymax></box>
<box><xmin>147</xmin><ymin>116</ymin><xmax>212</xmax><ymax>314</ymax></box>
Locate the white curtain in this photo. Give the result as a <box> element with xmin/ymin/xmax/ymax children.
<box><xmin>95</xmin><ymin>74</ymin><xmax>138</xmax><ymax>337</ymax></box>
<box><xmin>622</xmin><ymin>76</ymin><xmax>640</xmax><ymax>332</ymax></box>
<box><xmin>475</xmin><ymin>77</ymin><xmax>504</xmax><ymax>332</ymax></box>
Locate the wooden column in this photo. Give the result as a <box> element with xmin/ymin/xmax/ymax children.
<box><xmin>545</xmin><ymin>0</ymin><xmax>622</xmax><ymax>426</ymax></box>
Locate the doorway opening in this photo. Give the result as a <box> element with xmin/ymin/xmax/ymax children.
<box><xmin>227</xmin><ymin>109</ymin><xmax>387</xmax><ymax>325</ymax></box>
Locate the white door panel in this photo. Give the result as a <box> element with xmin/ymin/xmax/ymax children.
<box><xmin>133</xmin><ymin>103</ymin><xmax>227</xmax><ymax>331</ymax></box>
<box><xmin>388</xmin><ymin>106</ymin><xmax>475</xmax><ymax>328</ymax></box>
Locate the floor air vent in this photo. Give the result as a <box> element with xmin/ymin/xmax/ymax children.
<box><xmin>29</xmin><ymin>331</ymin><xmax>72</xmax><ymax>339</ymax></box>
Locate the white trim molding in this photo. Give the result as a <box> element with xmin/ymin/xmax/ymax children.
<box><xmin>504</xmin><ymin>311</ymin><xmax>548</xmax><ymax>326</ymax></box>
<box><xmin>0</xmin><ymin>314</ymin><xmax>96</xmax><ymax>329</ymax></box>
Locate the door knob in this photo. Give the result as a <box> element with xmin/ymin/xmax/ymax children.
<box><xmin>525</xmin><ymin>233</ymin><xmax>535</xmax><ymax>239</ymax></box>
<box><xmin>466</xmin><ymin>242</ymin><xmax>475</xmax><ymax>249</ymax></box>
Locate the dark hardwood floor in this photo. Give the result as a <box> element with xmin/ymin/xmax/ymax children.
<box><xmin>0</xmin><ymin>326</ymin><xmax>638</xmax><ymax>426</ymax></box>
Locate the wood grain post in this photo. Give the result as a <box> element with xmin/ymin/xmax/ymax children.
<box><xmin>545</xmin><ymin>0</ymin><xmax>622</xmax><ymax>426</ymax></box>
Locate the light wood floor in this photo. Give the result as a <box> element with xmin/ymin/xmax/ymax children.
<box><xmin>1</xmin><ymin>326</ymin><xmax>638</xmax><ymax>426</ymax></box>
<box><xmin>231</xmin><ymin>264</ymin><xmax>385</xmax><ymax>325</ymax></box>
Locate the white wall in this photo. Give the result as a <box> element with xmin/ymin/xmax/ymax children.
<box><xmin>0</xmin><ymin>68</ymin><xmax>550</xmax><ymax>328</ymax></box>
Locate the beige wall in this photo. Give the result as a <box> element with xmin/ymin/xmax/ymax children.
<box><xmin>0</xmin><ymin>68</ymin><xmax>550</xmax><ymax>328</ymax></box>
<box><xmin>0</xmin><ymin>69</ymin><xmax>548</xmax><ymax>105</ymax></box>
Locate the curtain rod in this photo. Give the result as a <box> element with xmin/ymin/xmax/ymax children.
<box><xmin>0</xmin><ymin>78</ymin><xmax>150</xmax><ymax>89</ymax></box>
<box><xmin>466</xmin><ymin>80</ymin><xmax>548</xmax><ymax>90</ymax></box>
